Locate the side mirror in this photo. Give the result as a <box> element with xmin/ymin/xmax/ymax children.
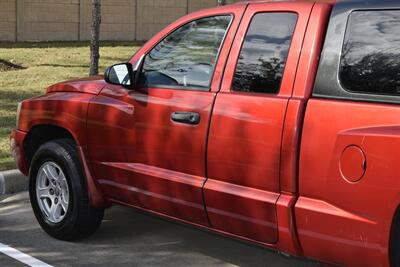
<box><xmin>104</xmin><ymin>56</ymin><xmax>145</xmax><ymax>89</ymax></box>
<box><xmin>104</xmin><ymin>63</ymin><xmax>133</xmax><ymax>87</ymax></box>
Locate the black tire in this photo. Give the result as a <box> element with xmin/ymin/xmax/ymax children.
<box><xmin>391</xmin><ymin>209</ymin><xmax>400</xmax><ymax>267</ymax></box>
<box><xmin>29</xmin><ymin>139</ymin><xmax>104</xmax><ymax>241</ymax></box>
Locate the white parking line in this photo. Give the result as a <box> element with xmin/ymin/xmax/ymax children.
<box><xmin>0</xmin><ymin>242</ymin><xmax>53</xmax><ymax>267</ymax></box>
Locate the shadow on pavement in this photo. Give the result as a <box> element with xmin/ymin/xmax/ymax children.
<box><xmin>0</xmin><ymin>192</ymin><xmax>317</xmax><ymax>267</ymax></box>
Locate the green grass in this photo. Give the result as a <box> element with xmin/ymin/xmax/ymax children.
<box><xmin>0</xmin><ymin>41</ymin><xmax>143</xmax><ymax>171</ymax></box>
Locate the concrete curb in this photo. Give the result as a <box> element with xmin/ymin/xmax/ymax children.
<box><xmin>0</xmin><ymin>169</ymin><xmax>28</xmax><ymax>195</ymax></box>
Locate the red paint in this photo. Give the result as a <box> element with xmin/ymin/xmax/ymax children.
<box><xmin>86</xmin><ymin>3</ymin><xmax>247</xmax><ymax>226</ymax></box>
<box><xmin>10</xmin><ymin>129</ymin><xmax>28</xmax><ymax>175</ymax></box>
<box><xmin>12</xmin><ymin>1</ymin><xmax>398</xmax><ymax>266</ymax></box>
<box><xmin>46</xmin><ymin>76</ymin><xmax>106</xmax><ymax>95</ymax></box>
<box><xmin>296</xmin><ymin>100</ymin><xmax>400</xmax><ymax>267</ymax></box>
<box><xmin>17</xmin><ymin>92</ymin><xmax>95</xmax><ymax>146</ymax></box>
<box><xmin>76</xmin><ymin>146</ymin><xmax>108</xmax><ymax>208</ymax></box>
<box><xmin>204</xmin><ymin>1</ymin><xmax>315</xmax><ymax>245</ymax></box>
<box><xmin>86</xmin><ymin>87</ymin><xmax>215</xmax><ymax>225</ymax></box>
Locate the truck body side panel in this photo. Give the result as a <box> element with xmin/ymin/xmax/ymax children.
<box><xmin>297</xmin><ymin>100</ymin><xmax>400</xmax><ymax>267</ymax></box>
<box><xmin>296</xmin><ymin>1</ymin><xmax>400</xmax><ymax>266</ymax></box>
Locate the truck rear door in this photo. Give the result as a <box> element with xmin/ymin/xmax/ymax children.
<box><xmin>204</xmin><ymin>2</ymin><xmax>314</xmax><ymax>244</ymax></box>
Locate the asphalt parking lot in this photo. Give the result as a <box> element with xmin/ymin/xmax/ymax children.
<box><xmin>0</xmin><ymin>192</ymin><xmax>317</xmax><ymax>267</ymax></box>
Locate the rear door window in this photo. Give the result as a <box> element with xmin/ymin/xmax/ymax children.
<box><xmin>232</xmin><ymin>12</ymin><xmax>297</xmax><ymax>94</ymax></box>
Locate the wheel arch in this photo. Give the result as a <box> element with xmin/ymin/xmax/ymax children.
<box><xmin>24</xmin><ymin>123</ymin><xmax>108</xmax><ymax>208</ymax></box>
<box><xmin>24</xmin><ymin>124</ymin><xmax>79</xmax><ymax>167</ymax></box>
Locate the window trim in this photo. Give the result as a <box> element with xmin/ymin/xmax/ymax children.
<box><xmin>230</xmin><ymin>11</ymin><xmax>299</xmax><ymax>95</ymax></box>
<box><xmin>138</xmin><ymin>14</ymin><xmax>234</xmax><ymax>92</ymax></box>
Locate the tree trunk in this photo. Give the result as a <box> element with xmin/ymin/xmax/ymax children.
<box><xmin>90</xmin><ymin>0</ymin><xmax>101</xmax><ymax>76</ymax></box>
<box><xmin>217</xmin><ymin>0</ymin><xmax>226</xmax><ymax>6</ymax></box>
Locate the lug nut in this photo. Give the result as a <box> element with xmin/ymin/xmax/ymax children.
<box><xmin>54</xmin><ymin>198</ymin><xmax>58</xmax><ymax>204</ymax></box>
<box><xmin>49</xmin><ymin>189</ymin><xmax>54</xmax><ymax>195</ymax></box>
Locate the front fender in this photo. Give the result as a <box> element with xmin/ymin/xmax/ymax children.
<box><xmin>18</xmin><ymin>92</ymin><xmax>94</xmax><ymax>147</ymax></box>
<box><xmin>17</xmin><ymin>92</ymin><xmax>109</xmax><ymax>208</ymax></box>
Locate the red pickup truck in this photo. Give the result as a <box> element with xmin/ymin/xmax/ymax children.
<box><xmin>10</xmin><ymin>0</ymin><xmax>400</xmax><ymax>266</ymax></box>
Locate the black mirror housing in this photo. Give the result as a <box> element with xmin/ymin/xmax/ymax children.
<box><xmin>104</xmin><ymin>56</ymin><xmax>145</xmax><ymax>89</ymax></box>
<box><xmin>104</xmin><ymin>63</ymin><xmax>134</xmax><ymax>88</ymax></box>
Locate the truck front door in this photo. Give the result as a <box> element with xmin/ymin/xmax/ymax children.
<box><xmin>87</xmin><ymin>6</ymin><xmax>245</xmax><ymax>225</ymax></box>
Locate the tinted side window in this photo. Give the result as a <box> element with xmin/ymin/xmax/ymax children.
<box><xmin>340</xmin><ymin>10</ymin><xmax>400</xmax><ymax>95</ymax></box>
<box><xmin>233</xmin><ymin>13</ymin><xmax>297</xmax><ymax>94</ymax></box>
<box><xmin>140</xmin><ymin>15</ymin><xmax>232</xmax><ymax>90</ymax></box>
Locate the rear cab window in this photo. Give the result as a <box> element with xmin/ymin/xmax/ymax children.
<box><xmin>313</xmin><ymin>1</ymin><xmax>400</xmax><ymax>104</ymax></box>
<box><xmin>340</xmin><ymin>10</ymin><xmax>400</xmax><ymax>96</ymax></box>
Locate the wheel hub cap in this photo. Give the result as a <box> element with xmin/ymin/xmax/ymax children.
<box><xmin>36</xmin><ymin>162</ymin><xmax>69</xmax><ymax>223</ymax></box>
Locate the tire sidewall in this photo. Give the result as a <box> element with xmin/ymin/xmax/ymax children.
<box><xmin>29</xmin><ymin>141</ymin><xmax>83</xmax><ymax>237</ymax></box>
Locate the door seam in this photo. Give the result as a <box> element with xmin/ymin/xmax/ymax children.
<box><xmin>202</xmin><ymin>3</ymin><xmax>250</xmax><ymax>228</ymax></box>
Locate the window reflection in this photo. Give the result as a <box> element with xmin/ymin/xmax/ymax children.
<box><xmin>340</xmin><ymin>11</ymin><xmax>400</xmax><ymax>95</ymax></box>
<box><xmin>233</xmin><ymin>13</ymin><xmax>297</xmax><ymax>94</ymax></box>
<box><xmin>140</xmin><ymin>16</ymin><xmax>232</xmax><ymax>90</ymax></box>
